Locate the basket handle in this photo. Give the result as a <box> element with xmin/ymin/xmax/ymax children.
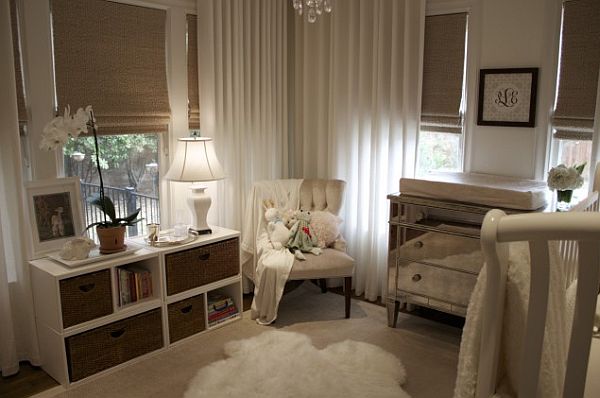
<box><xmin>78</xmin><ymin>283</ymin><xmax>95</xmax><ymax>293</ymax></box>
<box><xmin>110</xmin><ymin>328</ymin><xmax>126</xmax><ymax>339</ymax></box>
<box><xmin>198</xmin><ymin>253</ymin><xmax>210</xmax><ymax>261</ymax></box>
<box><xmin>180</xmin><ymin>305</ymin><xmax>193</xmax><ymax>314</ymax></box>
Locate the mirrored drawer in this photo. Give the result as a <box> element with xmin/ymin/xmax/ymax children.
<box><xmin>399</xmin><ymin>228</ymin><xmax>482</xmax><ymax>274</ymax></box>
<box><xmin>397</xmin><ymin>261</ymin><xmax>477</xmax><ymax>307</ymax></box>
<box><xmin>401</xmin><ymin>204</ymin><xmax>485</xmax><ymax>232</ymax></box>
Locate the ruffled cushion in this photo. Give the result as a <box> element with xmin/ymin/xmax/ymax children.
<box><xmin>310</xmin><ymin>211</ymin><xmax>342</xmax><ymax>248</ymax></box>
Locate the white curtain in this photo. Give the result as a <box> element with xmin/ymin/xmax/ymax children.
<box><xmin>0</xmin><ymin>0</ymin><xmax>40</xmax><ymax>376</ymax></box>
<box><xmin>292</xmin><ymin>0</ymin><xmax>425</xmax><ymax>300</ymax></box>
<box><xmin>196</xmin><ymin>0</ymin><xmax>290</xmax><ymax>231</ymax></box>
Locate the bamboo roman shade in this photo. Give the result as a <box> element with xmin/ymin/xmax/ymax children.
<box><xmin>187</xmin><ymin>14</ymin><xmax>200</xmax><ymax>130</ymax></box>
<box><xmin>552</xmin><ymin>0</ymin><xmax>600</xmax><ymax>140</ymax></box>
<box><xmin>51</xmin><ymin>0</ymin><xmax>171</xmax><ymax>135</ymax></box>
<box><xmin>10</xmin><ymin>0</ymin><xmax>27</xmax><ymax>128</ymax></box>
<box><xmin>420</xmin><ymin>13</ymin><xmax>467</xmax><ymax>134</ymax></box>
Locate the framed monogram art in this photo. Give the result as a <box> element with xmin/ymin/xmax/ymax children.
<box><xmin>477</xmin><ymin>68</ymin><xmax>538</xmax><ymax>127</ymax></box>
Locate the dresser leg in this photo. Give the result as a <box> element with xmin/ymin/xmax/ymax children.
<box><xmin>387</xmin><ymin>300</ymin><xmax>400</xmax><ymax>327</ymax></box>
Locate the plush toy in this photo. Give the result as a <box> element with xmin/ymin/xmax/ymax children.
<box><xmin>264</xmin><ymin>200</ymin><xmax>291</xmax><ymax>250</ymax></box>
<box><xmin>286</xmin><ymin>210</ymin><xmax>322</xmax><ymax>260</ymax></box>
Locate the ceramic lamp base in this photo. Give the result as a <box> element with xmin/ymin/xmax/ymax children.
<box><xmin>187</xmin><ymin>184</ymin><xmax>213</xmax><ymax>234</ymax></box>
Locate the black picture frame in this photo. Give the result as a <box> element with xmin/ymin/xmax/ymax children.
<box><xmin>477</xmin><ymin>68</ymin><xmax>538</xmax><ymax>127</ymax></box>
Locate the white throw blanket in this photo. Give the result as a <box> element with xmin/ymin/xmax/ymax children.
<box><xmin>240</xmin><ymin>179</ymin><xmax>303</xmax><ymax>325</ymax></box>
<box><xmin>454</xmin><ymin>241</ymin><xmax>569</xmax><ymax>398</ymax></box>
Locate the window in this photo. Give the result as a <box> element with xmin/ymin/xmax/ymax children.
<box><xmin>549</xmin><ymin>0</ymin><xmax>600</xmax><ymax>193</ymax></box>
<box><xmin>416</xmin><ymin>12</ymin><xmax>468</xmax><ymax>176</ymax></box>
<box><xmin>51</xmin><ymin>0</ymin><xmax>171</xmax><ymax>237</ymax></box>
<box><xmin>64</xmin><ymin>134</ymin><xmax>161</xmax><ymax>238</ymax></box>
<box><xmin>187</xmin><ymin>14</ymin><xmax>200</xmax><ymax>133</ymax></box>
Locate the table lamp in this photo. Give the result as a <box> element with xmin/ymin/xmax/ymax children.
<box><xmin>165</xmin><ymin>137</ymin><xmax>225</xmax><ymax>234</ymax></box>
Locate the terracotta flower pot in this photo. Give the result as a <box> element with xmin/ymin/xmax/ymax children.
<box><xmin>96</xmin><ymin>225</ymin><xmax>126</xmax><ymax>254</ymax></box>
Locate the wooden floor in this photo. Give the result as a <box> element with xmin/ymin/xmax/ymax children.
<box><xmin>0</xmin><ymin>362</ymin><xmax>58</xmax><ymax>398</ymax></box>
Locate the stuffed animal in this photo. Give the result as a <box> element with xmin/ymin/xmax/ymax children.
<box><xmin>286</xmin><ymin>209</ymin><xmax>322</xmax><ymax>260</ymax></box>
<box><xmin>264</xmin><ymin>200</ymin><xmax>291</xmax><ymax>250</ymax></box>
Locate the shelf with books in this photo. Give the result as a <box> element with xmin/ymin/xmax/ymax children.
<box><xmin>206</xmin><ymin>282</ymin><xmax>241</xmax><ymax>329</ymax></box>
<box><xmin>29</xmin><ymin>226</ymin><xmax>240</xmax><ymax>387</ymax></box>
<box><xmin>114</xmin><ymin>257</ymin><xmax>160</xmax><ymax>309</ymax></box>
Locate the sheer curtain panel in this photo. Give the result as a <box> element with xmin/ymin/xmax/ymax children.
<box><xmin>196</xmin><ymin>0</ymin><xmax>290</xmax><ymax>230</ymax></box>
<box><xmin>292</xmin><ymin>0</ymin><xmax>425</xmax><ymax>300</ymax></box>
<box><xmin>0</xmin><ymin>0</ymin><xmax>40</xmax><ymax>376</ymax></box>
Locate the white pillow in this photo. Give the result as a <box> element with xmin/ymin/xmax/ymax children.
<box><xmin>309</xmin><ymin>211</ymin><xmax>342</xmax><ymax>249</ymax></box>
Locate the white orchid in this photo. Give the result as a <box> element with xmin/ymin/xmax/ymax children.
<box><xmin>547</xmin><ymin>163</ymin><xmax>585</xmax><ymax>191</ymax></box>
<box><xmin>39</xmin><ymin>105</ymin><xmax>93</xmax><ymax>150</ymax></box>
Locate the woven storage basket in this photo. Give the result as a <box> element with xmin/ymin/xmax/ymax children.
<box><xmin>165</xmin><ymin>238</ymin><xmax>239</xmax><ymax>295</ymax></box>
<box><xmin>168</xmin><ymin>294</ymin><xmax>205</xmax><ymax>343</ymax></box>
<box><xmin>65</xmin><ymin>308</ymin><xmax>163</xmax><ymax>382</ymax></box>
<box><xmin>60</xmin><ymin>269</ymin><xmax>113</xmax><ymax>328</ymax></box>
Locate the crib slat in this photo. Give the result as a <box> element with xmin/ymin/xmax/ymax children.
<box><xmin>563</xmin><ymin>241</ymin><xmax>600</xmax><ymax>398</ymax></box>
<box><xmin>517</xmin><ymin>240</ymin><xmax>551</xmax><ymax>398</ymax></box>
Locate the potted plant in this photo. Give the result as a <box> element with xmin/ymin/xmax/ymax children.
<box><xmin>41</xmin><ymin>106</ymin><xmax>142</xmax><ymax>253</ymax></box>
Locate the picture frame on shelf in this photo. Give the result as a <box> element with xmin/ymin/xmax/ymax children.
<box><xmin>477</xmin><ymin>67</ymin><xmax>538</xmax><ymax>127</ymax></box>
<box><xmin>25</xmin><ymin>177</ymin><xmax>84</xmax><ymax>259</ymax></box>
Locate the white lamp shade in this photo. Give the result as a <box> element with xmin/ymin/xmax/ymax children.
<box><xmin>165</xmin><ymin>137</ymin><xmax>225</xmax><ymax>182</ymax></box>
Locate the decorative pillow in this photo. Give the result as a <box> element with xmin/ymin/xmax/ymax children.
<box><xmin>309</xmin><ymin>211</ymin><xmax>342</xmax><ymax>248</ymax></box>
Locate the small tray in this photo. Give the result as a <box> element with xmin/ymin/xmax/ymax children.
<box><xmin>47</xmin><ymin>243</ymin><xmax>140</xmax><ymax>268</ymax></box>
<box><xmin>144</xmin><ymin>230</ymin><xmax>198</xmax><ymax>247</ymax></box>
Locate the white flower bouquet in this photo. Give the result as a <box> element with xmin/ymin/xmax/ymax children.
<box><xmin>546</xmin><ymin>163</ymin><xmax>586</xmax><ymax>191</ymax></box>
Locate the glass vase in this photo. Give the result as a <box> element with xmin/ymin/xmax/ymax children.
<box><xmin>556</xmin><ymin>189</ymin><xmax>573</xmax><ymax>211</ymax></box>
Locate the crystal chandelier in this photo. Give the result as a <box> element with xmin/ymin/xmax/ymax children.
<box><xmin>292</xmin><ymin>0</ymin><xmax>333</xmax><ymax>23</ymax></box>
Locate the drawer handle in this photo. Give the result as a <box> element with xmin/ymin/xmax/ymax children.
<box><xmin>110</xmin><ymin>328</ymin><xmax>126</xmax><ymax>339</ymax></box>
<box><xmin>180</xmin><ymin>305</ymin><xmax>193</xmax><ymax>314</ymax></box>
<box><xmin>415</xmin><ymin>212</ymin><xmax>425</xmax><ymax>221</ymax></box>
<box><xmin>198</xmin><ymin>253</ymin><xmax>210</xmax><ymax>261</ymax></box>
<box><xmin>412</xmin><ymin>274</ymin><xmax>422</xmax><ymax>282</ymax></box>
<box><xmin>78</xmin><ymin>283</ymin><xmax>95</xmax><ymax>293</ymax></box>
<box><xmin>413</xmin><ymin>241</ymin><xmax>423</xmax><ymax>249</ymax></box>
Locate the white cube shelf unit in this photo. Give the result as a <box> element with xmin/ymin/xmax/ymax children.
<box><xmin>30</xmin><ymin>226</ymin><xmax>241</xmax><ymax>387</ymax></box>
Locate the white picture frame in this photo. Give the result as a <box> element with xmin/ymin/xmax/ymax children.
<box><xmin>26</xmin><ymin>177</ymin><xmax>84</xmax><ymax>259</ymax></box>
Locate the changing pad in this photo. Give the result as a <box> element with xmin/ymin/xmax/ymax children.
<box><xmin>400</xmin><ymin>172</ymin><xmax>548</xmax><ymax>210</ymax></box>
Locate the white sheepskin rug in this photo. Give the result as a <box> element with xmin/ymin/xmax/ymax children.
<box><xmin>184</xmin><ymin>330</ymin><xmax>410</xmax><ymax>398</ymax></box>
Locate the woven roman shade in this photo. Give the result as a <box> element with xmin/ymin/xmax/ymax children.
<box><xmin>10</xmin><ymin>0</ymin><xmax>27</xmax><ymax>128</ymax></box>
<box><xmin>420</xmin><ymin>13</ymin><xmax>467</xmax><ymax>134</ymax></box>
<box><xmin>51</xmin><ymin>0</ymin><xmax>171</xmax><ymax>135</ymax></box>
<box><xmin>187</xmin><ymin>14</ymin><xmax>200</xmax><ymax>130</ymax></box>
<box><xmin>551</xmin><ymin>0</ymin><xmax>600</xmax><ymax>141</ymax></box>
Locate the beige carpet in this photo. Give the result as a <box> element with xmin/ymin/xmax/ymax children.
<box><xmin>44</xmin><ymin>282</ymin><xmax>461</xmax><ymax>398</ymax></box>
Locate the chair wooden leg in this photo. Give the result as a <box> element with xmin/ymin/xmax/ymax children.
<box><xmin>319</xmin><ymin>278</ymin><xmax>327</xmax><ymax>293</ymax></box>
<box><xmin>344</xmin><ymin>277</ymin><xmax>352</xmax><ymax>318</ymax></box>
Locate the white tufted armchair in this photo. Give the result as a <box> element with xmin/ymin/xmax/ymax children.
<box><xmin>243</xmin><ymin>179</ymin><xmax>355</xmax><ymax>318</ymax></box>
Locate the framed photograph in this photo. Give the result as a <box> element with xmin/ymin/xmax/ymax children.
<box><xmin>477</xmin><ymin>68</ymin><xmax>538</xmax><ymax>127</ymax></box>
<box><xmin>26</xmin><ymin>177</ymin><xmax>84</xmax><ymax>259</ymax></box>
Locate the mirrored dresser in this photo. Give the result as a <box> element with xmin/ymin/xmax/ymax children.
<box><xmin>386</xmin><ymin>190</ymin><xmax>555</xmax><ymax>327</ymax></box>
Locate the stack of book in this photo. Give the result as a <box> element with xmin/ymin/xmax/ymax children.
<box><xmin>207</xmin><ymin>292</ymin><xmax>238</xmax><ymax>326</ymax></box>
<box><xmin>118</xmin><ymin>266</ymin><xmax>153</xmax><ymax>306</ymax></box>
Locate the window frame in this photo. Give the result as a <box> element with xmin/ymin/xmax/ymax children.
<box><xmin>416</xmin><ymin>4</ymin><xmax>471</xmax><ymax>176</ymax></box>
<box><xmin>547</xmin><ymin>0</ymin><xmax>600</xmax><ymax>189</ymax></box>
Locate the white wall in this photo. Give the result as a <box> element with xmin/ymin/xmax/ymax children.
<box><xmin>463</xmin><ymin>0</ymin><xmax>562</xmax><ymax>179</ymax></box>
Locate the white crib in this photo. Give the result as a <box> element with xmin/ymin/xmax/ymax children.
<box><xmin>476</xmin><ymin>163</ymin><xmax>600</xmax><ymax>398</ymax></box>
